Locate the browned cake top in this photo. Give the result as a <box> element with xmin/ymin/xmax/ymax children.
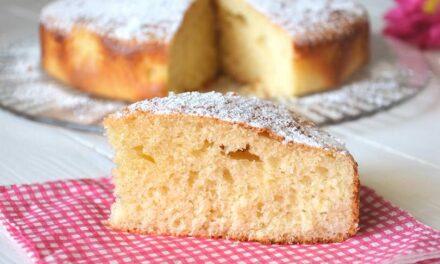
<box><xmin>111</xmin><ymin>92</ymin><xmax>348</xmax><ymax>153</ymax></box>
<box><xmin>41</xmin><ymin>0</ymin><xmax>367</xmax><ymax>45</ymax></box>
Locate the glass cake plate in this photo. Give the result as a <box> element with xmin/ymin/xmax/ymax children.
<box><xmin>0</xmin><ymin>35</ymin><xmax>431</xmax><ymax>134</ymax></box>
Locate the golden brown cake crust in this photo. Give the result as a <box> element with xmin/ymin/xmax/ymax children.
<box><xmin>290</xmin><ymin>20</ymin><xmax>369</xmax><ymax>96</ymax></box>
<box><xmin>40</xmin><ymin>25</ymin><xmax>169</xmax><ymax>101</ymax></box>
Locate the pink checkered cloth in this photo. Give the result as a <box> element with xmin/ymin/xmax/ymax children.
<box><xmin>1</xmin><ymin>178</ymin><xmax>439</xmax><ymax>264</ymax></box>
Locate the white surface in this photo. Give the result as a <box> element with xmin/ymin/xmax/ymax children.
<box><xmin>0</xmin><ymin>0</ymin><xmax>439</xmax><ymax>263</ymax></box>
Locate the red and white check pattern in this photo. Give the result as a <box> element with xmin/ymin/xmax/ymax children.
<box><xmin>1</xmin><ymin>178</ymin><xmax>439</xmax><ymax>264</ymax></box>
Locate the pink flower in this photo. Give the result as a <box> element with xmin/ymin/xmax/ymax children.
<box><xmin>383</xmin><ymin>0</ymin><xmax>440</xmax><ymax>49</ymax></box>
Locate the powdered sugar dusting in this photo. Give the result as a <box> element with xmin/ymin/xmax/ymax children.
<box><xmin>40</xmin><ymin>0</ymin><xmax>193</xmax><ymax>42</ymax></box>
<box><xmin>248</xmin><ymin>0</ymin><xmax>367</xmax><ymax>45</ymax></box>
<box><xmin>113</xmin><ymin>92</ymin><xmax>348</xmax><ymax>152</ymax></box>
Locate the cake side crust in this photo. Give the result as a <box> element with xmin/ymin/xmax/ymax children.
<box><xmin>40</xmin><ymin>24</ymin><xmax>169</xmax><ymax>101</ymax></box>
<box><xmin>290</xmin><ymin>20</ymin><xmax>369</xmax><ymax>96</ymax></box>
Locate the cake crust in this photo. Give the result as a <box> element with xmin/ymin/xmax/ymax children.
<box><xmin>291</xmin><ymin>20</ymin><xmax>369</xmax><ymax>96</ymax></box>
<box><xmin>40</xmin><ymin>25</ymin><xmax>169</xmax><ymax>101</ymax></box>
<box><xmin>109</xmin><ymin>217</ymin><xmax>358</xmax><ymax>244</ymax></box>
<box><xmin>107</xmin><ymin>92</ymin><xmax>347</xmax><ymax>150</ymax></box>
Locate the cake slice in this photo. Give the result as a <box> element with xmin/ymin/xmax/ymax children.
<box><xmin>104</xmin><ymin>92</ymin><xmax>359</xmax><ymax>244</ymax></box>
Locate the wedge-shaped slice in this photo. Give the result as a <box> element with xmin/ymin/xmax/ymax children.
<box><xmin>104</xmin><ymin>91</ymin><xmax>359</xmax><ymax>244</ymax></box>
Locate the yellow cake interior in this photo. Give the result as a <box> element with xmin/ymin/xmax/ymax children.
<box><xmin>217</xmin><ymin>0</ymin><xmax>295</xmax><ymax>97</ymax></box>
<box><xmin>168</xmin><ymin>0</ymin><xmax>218</xmax><ymax>93</ymax></box>
<box><xmin>106</xmin><ymin>113</ymin><xmax>358</xmax><ymax>243</ymax></box>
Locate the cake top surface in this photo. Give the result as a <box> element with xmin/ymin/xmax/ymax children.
<box><xmin>40</xmin><ymin>0</ymin><xmax>193</xmax><ymax>42</ymax></box>
<box><xmin>248</xmin><ymin>0</ymin><xmax>367</xmax><ymax>46</ymax></box>
<box><xmin>111</xmin><ymin>92</ymin><xmax>348</xmax><ymax>153</ymax></box>
<box><xmin>40</xmin><ymin>0</ymin><xmax>367</xmax><ymax>44</ymax></box>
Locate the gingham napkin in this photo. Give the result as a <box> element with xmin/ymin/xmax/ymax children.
<box><xmin>0</xmin><ymin>178</ymin><xmax>439</xmax><ymax>264</ymax></box>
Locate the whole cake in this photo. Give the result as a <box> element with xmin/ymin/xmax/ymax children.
<box><xmin>104</xmin><ymin>92</ymin><xmax>359</xmax><ymax>243</ymax></box>
<box><xmin>40</xmin><ymin>0</ymin><xmax>369</xmax><ymax>101</ymax></box>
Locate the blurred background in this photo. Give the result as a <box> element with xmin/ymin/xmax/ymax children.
<box><xmin>0</xmin><ymin>0</ymin><xmax>394</xmax><ymax>53</ymax></box>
